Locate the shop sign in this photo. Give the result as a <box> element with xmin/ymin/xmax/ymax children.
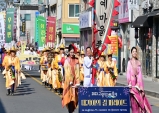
<box><xmin>62</xmin><ymin>24</ymin><xmax>80</xmax><ymax>34</ymax></box>
<box><xmin>79</xmin><ymin>11</ymin><xmax>92</xmax><ymax>28</ymax></box>
<box><xmin>118</xmin><ymin>0</ymin><xmax>132</xmax><ymax>23</ymax></box>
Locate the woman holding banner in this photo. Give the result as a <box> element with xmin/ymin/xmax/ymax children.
<box><xmin>127</xmin><ymin>47</ymin><xmax>152</xmax><ymax>113</ymax></box>
<box><xmin>62</xmin><ymin>44</ymin><xmax>80</xmax><ymax>113</ymax></box>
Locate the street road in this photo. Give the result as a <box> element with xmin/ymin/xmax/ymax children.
<box><xmin>0</xmin><ymin>70</ymin><xmax>159</xmax><ymax>113</ymax></box>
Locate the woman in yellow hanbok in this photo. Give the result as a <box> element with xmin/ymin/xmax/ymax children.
<box><xmin>51</xmin><ymin>48</ymin><xmax>61</xmax><ymax>92</ymax></box>
<box><xmin>79</xmin><ymin>50</ymin><xmax>85</xmax><ymax>85</ymax></box>
<box><xmin>97</xmin><ymin>52</ymin><xmax>106</xmax><ymax>87</ymax></box>
<box><xmin>105</xmin><ymin>51</ymin><xmax>118</xmax><ymax>86</ymax></box>
<box><xmin>40</xmin><ymin>47</ymin><xmax>50</xmax><ymax>86</ymax></box>
<box><xmin>5</xmin><ymin>47</ymin><xmax>21</xmax><ymax>96</ymax></box>
<box><xmin>62</xmin><ymin>44</ymin><xmax>80</xmax><ymax>113</ymax></box>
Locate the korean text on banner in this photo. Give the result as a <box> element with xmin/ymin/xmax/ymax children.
<box><xmin>0</xmin><ymin>14</ymin><xmax>5</xmax><ymax>46</ymax></box>
<box><xmin>46</xmin><ymin>17</ymin><xmax>56</xmax><ymax>43</ymax></box>
<box><xmin>35</xmin><ymin>12</ymin><xmax>39</xmax><ymax>42</ymax></box>
<box><xmin>78</xmin><ymin>87</ymin><xmax>130</xmax><ymax>113</ymax></box>
<box><xmin>5</xmin><ymin>8</ymin><xmax>15</xmax><ymax>43</ymax></box>
<box><xmin>37</xmin><ymin>16</ymin><xmax>46</xmax><ymax>47</ymax></box>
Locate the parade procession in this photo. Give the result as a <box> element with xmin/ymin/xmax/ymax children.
<box><xmin>1</xmin><ymin>0</ymin><xmax>159</xmax><ymax>113</ymax></box>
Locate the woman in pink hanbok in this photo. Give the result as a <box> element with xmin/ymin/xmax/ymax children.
<box><xmin>127</xmin><ymin>47</ymin><xmax>152</xmax><ymax>113</ymax></box>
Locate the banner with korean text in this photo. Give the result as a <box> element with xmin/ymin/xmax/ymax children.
<box><xmin>35</xmin><ymin>12</ymin><xmax>40</xmax><ymax>43</ymax></box>
<box><xmin>95</xmin><ymin>0</ymin><xmax>114</xmax><ymax>49</ymax></box>
<box><xmin>78</xmin><ymin>87</ymin><xmax>130</xmax><ymax>113</ymax></box>
<box><xmin>0</xmin><ymin>14</ymin><xmax>5</xmax><ymax>46</ymax></box>
<box><xmin>37</xmin><ymin>16</ymin><xmax>46</xmax><ymax>47</ymax></box>
<box><xmin>5</xmin><ymin>8</ymin><xmax>15</xmax><ymax>43</ymax></box>
<box><xmin>46</xmin><ymin>16</ymin><xmax>56</xmax><ymax>46</ymax></box>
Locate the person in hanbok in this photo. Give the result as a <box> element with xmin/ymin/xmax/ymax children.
<box><xmin>40</xmin><ymin>47</ymin><xmax>50</xmax><ymax>86</ymax></box>
<box><xmin>2</xmin><ymin>49</ymin><xmax>10</xmax><ymax>78</ymax></box>
<box><xmin>127</xmin><ymin>47</ymin><xmax>152</xmax><ymax>113</ymax></box>
<box><xmin>62</xmin><ymin>44</ymin><xmax>80</xmax><ymax>113</ymax></box>
<box><xmin>57</xmin><ymin>44</ymin><xmax>65</xmax><ymax>95</ymax></box>
<box><xmin>79</xmin><ymin>50</ymin><xmax>85</xmax><ymax>85</ymax></box>
<box><xmin>97</xmin><ymin>52</ymin><xmax>106</xmax><ymax>87</ymax></box>
<box><xmin>51</xmin><ymin>48</ymin><xmax>60</xmax><ymax>93</ymax></box>
<box><xmin>83</xmin><ymin>47</ymin><xmax>94</xmax><ymax>87</ymax></box>
<box><xmin>5</xmin><ymin>47</ymin><xmax>21</xmax><ymax>96</ymax></box>
<box><xmin>105</xmin><ymin>51</ymin><xmax>118</xmax><ymax>86</ymax></box>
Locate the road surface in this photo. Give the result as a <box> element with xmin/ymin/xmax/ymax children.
<box><xmin>0</xmin><ymin>70</ymin><xmax>159</xmax><ymax>113</ymax></box>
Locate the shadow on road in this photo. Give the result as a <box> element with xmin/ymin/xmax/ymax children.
<box><xmin>14</xmin><ymin>80</ymin><xmax>36</xmax><ymax>96</ymax></box>
<box><xmin>0</xmin><ymin>99</ymin><xmax>7</xmax><ymax>113</ymax></box>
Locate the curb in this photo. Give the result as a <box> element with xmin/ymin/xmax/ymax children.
<box><xmin>116</xmin><ymin>83</ymin><xmax>159</xmax><ymax>98</ymax></box>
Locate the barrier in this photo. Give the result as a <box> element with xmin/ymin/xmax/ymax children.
<box><xmin>78</xmin><ymin>87</ymin><xmax>130</xmax><ymax>113</ymax></box>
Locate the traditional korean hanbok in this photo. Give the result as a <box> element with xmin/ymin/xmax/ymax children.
<box><xmin>51</xmin><ymin>49</ymin><xmax>61</xmax><ymax>90</ymax></box>
<box><xmin>5</xmin><ymin>47</ymin><xmax>22</xmax><ymax>95</ymax></box>
<box><xmin>97</xmin><ymin>53</ymin><xmax>106</xmax><ymax>87</ymax></box>
<box><xmin>127</xmin><ymin>59</ymin><xmax>152</xmax><ymax>113</ymax></box>
<box><xmin>62</xmin><ymin>57</ymin><xmax>80</xmax><ymax>113</ymax></box>
<box><xmin>2</xmin><ymin>50</ymin><xmax>10</xmax><ymax>77</ymax></box>
<box><xmin>40</xmin><ymin>47</ymin><xmax>50</xmax><ymax>85</ymax></box>
<box><xmin>105</xmin><ymin>52</ymin><xmax>118</xmax><ymax>87</ymax></box>
<box><xmin>79</xmin><ymin>51</ymin><xmax>85</xmax><ymax>84</ymax></box>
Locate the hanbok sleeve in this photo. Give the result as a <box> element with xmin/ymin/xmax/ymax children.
<box><xmin>137</xmin><ymin>64</ymin><xmax>144</xmax><ymax>91</ymax></box>
<box><xmin>15</xmin><ymin>57</ymin><xmax>20</xmax><ymax>71</ymax></box>
<box><xmin>40</xmin><ymin>57</ymin><xmax>43</xmax><ymax>65</ymax></box>
<box><xmin>113</xmin><ymin>62</ymin><xmax>118</xmax><ymax>77</ymax></box>
<box><xmin>75</xmin><ymin>64</ymin><xmax>80</xmax><ymax>84</ymax></box>
<box><xmin>53</xmin><ymin>56</ymin><xmax>59</xmax><ymax>69</ymax></box>
<box><xmin>126</xmin><ymin>61</ymin><xmax>131</xmax><ymax>85</ymax></box>
<box><xmin>2</xmin><ymin>56</ymin><xmax>6</xmax><ymax>67</ymax></box>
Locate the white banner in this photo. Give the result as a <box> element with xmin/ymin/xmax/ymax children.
<box><xmin>0</xmin><ymin>14</ymin><xmax>5</xmax><ymax>47</ymax></box>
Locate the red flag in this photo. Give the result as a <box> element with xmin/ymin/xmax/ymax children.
<box><xmin>88</xmin><ymin>0</ymin><xmax>95</xmax><ymax>7</ymax></box>
<box><xmin>112</xmin><ymin>9</ymin><xmax>119</xmax><ymax>16</ymax></box>
<box><xmin>114</xmin><ymin>0</ymin><xmax>120</xmax><ymax>8</ymax></box>
<box><xmin>93</xmin><ymin>27</ymin><xmax>98</xmax><ymax>34</ymax></box>
<box><xmin>92</xmin><ymin>58</ymin><xmax>98</xmax><ymax>84</ymax></box>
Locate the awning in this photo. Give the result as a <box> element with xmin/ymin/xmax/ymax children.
<box><xmin>131</xmin><ymin>15</ymin><xmax>150</xmax><ymax>28</ymax></box>
<box><xmin>62</xmin><ymin>34</ymin><xmax>80</xmax><ymax>38</ymax></box>
<box><xmin>148</xmin><ymin>10</ymin><xmax>159</xmax><ymax>17</ymax></box>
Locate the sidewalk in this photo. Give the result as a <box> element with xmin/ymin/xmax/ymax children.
<box><xmin>117</xmin><ymin>73</ymin><xmax>159</xmax><ymax>98</ymax></box>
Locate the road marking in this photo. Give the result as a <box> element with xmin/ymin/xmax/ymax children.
<box><xmin>23</xmin><ymin>72</ymin><xmax>62</xmax><ymax>98</ymax></box>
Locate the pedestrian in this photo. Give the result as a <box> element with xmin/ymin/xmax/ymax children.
<box><xmin>62</xmin><ymin>44</ymin><xmax>80</xmax><ymax>113</ymax></box>
<box><xmin>127</xmin><ymin>47</ymin><xmax>152</xmax><ymax>113</ymax></box>
<box><xmin>83</xmin><ymin>47</ymin><xmax>94</xmax><ymax>87</ymax></box>
<box><xmin>105</xmin><ymin>50</ymin><xmax>118</xmax><ymax>86</ymax></box>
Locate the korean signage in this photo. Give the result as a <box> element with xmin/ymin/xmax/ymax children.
<box><xmin>35</xmin><ymin>11</ymin><xmax>40</xmax><ymax>42</ymax></box>
<box><xmin>95</xmin><ymin>0</ymin><xmax>114</xmax><ymax>47</ymax></box>
<box><xmin>78</xmin><ymin>87</ymin><xmax>130</xmax><ymax>113</ymax></box>
<box><xmin>20</xmin><ymin>19</ymin><xmax>26</xmax><ymax>36</ymax></box>
<box><xmin>79</xmin><ymin>11</ymin><xmax>92</xmax><ymax>28</ymax></box>
<box><xmin>0</xmin><ymin>14</ymin><xmax>5</xmax><ymax>46</ymax></box>
<box><xmin>46</xmin><ymin>16</ymin><xmax>56</xmax><ymax>43</ymax></box>
<box><xmin>5</xmin><ymin>8</ymin><xmax>15</xmax><ymax>43</ymax></box>
<box><xmin>37</xmin><ymin>16</ymin><xmax>46</xmax><ymax>47</ymax></box>
<box><xmin>108</xmin><ymin>35</ymin><xmax>118</xmax><ymax>56</ymax></box>
<box><xmin>62</xmin><ymin>23</ymin><xmax>80</xmax><ymax>34</ymax></box>
<box><xmin>128</xmin><ymin>0</ymin><xmax>139</xmax><ymax>10</ymax></box>
<box><xmin>118</xmin><ymin>0</ymin><xmax>132</xmax><ymax>23</ymax></box>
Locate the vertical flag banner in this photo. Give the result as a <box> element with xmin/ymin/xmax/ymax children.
<box><xmin>5</xmin><ymin>8</ymin><xmax>15</xmax><ymax>43</ymax></box>
<box><xmin>0</xmin><ymin>14</ymin><xmax>5</xmax><ymax>46</ymax></box>
<box><xmin>46</xmin><ymin>17</ymin><xmax>56</xmax><ymax>44</ymax></box>
<box><xmin>35</xmin><ymin>11</ymin><xmax>39</xmax><ymax>43</ymax></box>
<box><xmin>37</xmin><ymin>16</ymin><xmax>46</xmax><ymax>47</ymax></box>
